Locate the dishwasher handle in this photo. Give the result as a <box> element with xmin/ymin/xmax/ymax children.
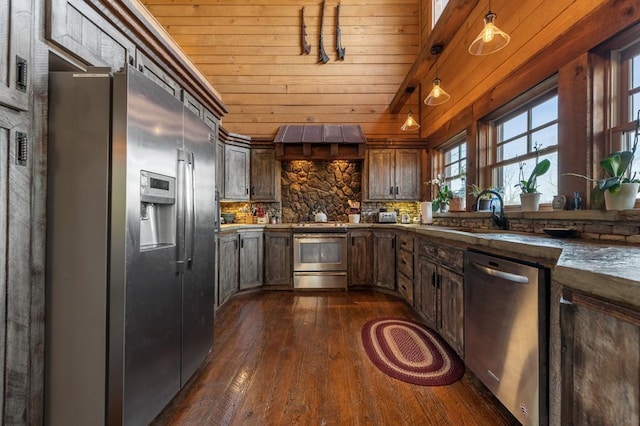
<box><xmin>470</xmin><ymin>261</ymin><xmax>529</xmax><ymax>284</ymax></box>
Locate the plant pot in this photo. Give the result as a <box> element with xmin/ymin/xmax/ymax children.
<box><xmin>604</xmin><ymin>182</ymin><xmax>640</xmax><ymax>210</ymax></box>
<box><xmin>520</xmin><ymin>192</ymin><xmax>541</xmax><ymax>212</ymax></box>
<box><xmin>449</xmin><ymin>197</ymin><xmax>466</xmax><ymax>212</ymax></box>
<box><xmin>438</xmin><ymin>204</ymin><xmax>449</xmax><ymax>213</ymax></box>
<box><xmin>476</xmin><ymin>198</ymin><xmax>493</xmax><ymax>211</ymax></box>
<box><xmin>348</xmin><ymin>214</ymin><xmax>361</xmax><ymax>223</ymax></box>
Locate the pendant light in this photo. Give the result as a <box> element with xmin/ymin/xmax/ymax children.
<box><xmin>424</xmin><ymin>45</ymin><xmax>450</xmax><ymax>106</ymax></box>
<box><xmin>401</xmin><ymin>111</ymin><xmax>420</xmax><ymax>131</ymax></box>
<box><xmin>468</xmin><ymin>2</ymin><xmax>510</xmax><ymax>55</ymax></box>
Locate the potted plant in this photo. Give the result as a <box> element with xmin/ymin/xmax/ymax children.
<box><xmin>449</xmin><ymin>188</ymin><xmax>466</xmax><ymax>212</ymax></box>
<box><xmin>515</xmin><ymin>153</ymin><xmax>551</xmax><ymax>212</ymax></box>
<box><xmin>426</xmin><ymin>175</ymin><xmax>453</xmax><ymax>212</ymax></box>
<box><xmin>566</xmin><ymin>112</ymin><xmax>640</xmax><ymax>210</ymax></box>
<box><xmin>470</xmin><ymin>184</ymin><xmax>500</xmax><ymax>211</ymax></box>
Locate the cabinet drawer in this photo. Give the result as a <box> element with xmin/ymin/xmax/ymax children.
<box><xmin>397</xmin><ymin>233</ymin><xmax>414</xmax><ymax>251</ymax></box>
<box><xmin>397</xmin><ymin>274</ymin><xmax>414</xmax><ymax>305</ymax></box>
<box><xmin>397</xmin><ymin>248</ymin><xmax>414</xmax><ymax>278</ymax></box>
<box><xmin>418</xmin><ymin>241</ymin><xmax>464</xmax><ymax>272</ymax></box>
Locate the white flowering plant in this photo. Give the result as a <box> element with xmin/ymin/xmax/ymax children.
<box><xmin>426</xmin><ymin>175</ymin><xmax>453</xmax><ymax>212</ymax></box>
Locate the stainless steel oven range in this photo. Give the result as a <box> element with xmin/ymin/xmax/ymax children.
<box><xmin>292</xmin><ymin>223</ymin><xmax>348</xmax><ymax>289</ymax></box>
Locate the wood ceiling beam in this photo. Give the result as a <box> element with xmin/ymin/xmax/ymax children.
<box><xmin>389</xmin><ymin>0</ymin><xmax>480</xmax><ymax>114</ymax></box>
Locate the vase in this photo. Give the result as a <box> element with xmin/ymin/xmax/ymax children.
<box><xmin>449</xmin><ymin>197</ymin><xmax>466</xmax><ymax>212</ymax></box>
<box><xmin>348</xmin><ymin>214</ymin><xmax>361</xmax><ymax>223</ymax></box>
<box><xmin>438</xmin><ymin>204</ymin><xmax>449</xmax><ymax>213</ymax></box>
<box><xmin>476</xmin><ymin>198</ymin><xmax>493</xmax><ymax>211</ymax></box>
<box><xmin>520</xmin><ymin>192</ymin><xmax>541</xmax><ymax>212</ymax></box>
<box><xmin>604</xmin><ymin>182</ymin><xmax>640</xmax><ymax>210</ymax></box>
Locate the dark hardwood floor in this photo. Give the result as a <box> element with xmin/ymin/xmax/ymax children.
<box><xmin>153</xmin><ymin>290</ymin><xmax>518</xmax><ymax>425</ymax></box>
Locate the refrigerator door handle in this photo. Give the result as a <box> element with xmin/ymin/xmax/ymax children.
<box><xmin>177</xmin><ymin>149</ymin><xmax>188</xmax><ymax>273</ymax></box>
<box><xmin>186</xmin><ymin>151</ymin><xmax>196</xmax><ymax>269</ymax></box>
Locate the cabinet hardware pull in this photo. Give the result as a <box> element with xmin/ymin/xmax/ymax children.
<box><xmin>245</xmin><ymin>188</ymin><xmax>249</xmax><ymax>195</ymax></box>
<box><xmin>16</xmin><ymin>56</ymin><xmax>28</xmax><ymax>93</ymax></box>
<box><xmin>391</xmin><ymin>238</ymin><xmax>395</xmax><ymax>249</ymax></box>
<box><xmin>251</xmin><ymin>187</ymin><xmax>256</xmax><ymax>196</ymax></box>
<box><xmin>351</xmin><ymin>237</ymin><xmax>355</xmax><ymax>245</ymax></box>
<box><xmin>389</xmin><ymin>186</ymin><xmax>394</xmax><ymax>195</ymax></box>
<box><xmin>395</xmin><ymin>186</ymin><xmax>399</xmax><ymax>195</ymax></box>
<box><xmin>431</xmin><ymin>271</ymin><xmax>436</xmax><ymax>287</ymax></box>
<box><xmin>241</xmin><ymin>239</ymin><xmax>244</xmax><ymax>249</ymax></box>
<box><xmin>16</xmin><ymin>132</ymin><xmax>27</xmax><ymax>166</ymax></box>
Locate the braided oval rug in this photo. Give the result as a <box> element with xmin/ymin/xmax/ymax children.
<box><xmin>361</xmin><ymin>317</ymin><xmax>464</xmax><ymax>386</ymax></box>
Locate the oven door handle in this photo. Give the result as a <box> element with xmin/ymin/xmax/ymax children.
<box><xmin>293</xmin><ymin>233</ymin><xmax>348</xmax><ymax>239</ymax></box>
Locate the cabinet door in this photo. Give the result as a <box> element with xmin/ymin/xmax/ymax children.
<box><xmin>0</xmin><ymin>0</ymin><xmax>31</xmax><ymax>111</ymax></box>
<box><xmin>559</xmin><ymin>290</ymin><xmax>640</xmax><ymax>425</ymax></box>
<box><xmin>439</xmin><ymin>267</ymin><xmax>464</xmax><ymax>357</ymax></box>
<box><xmin>224</xmin><ymin>145</ymin><xmax>250</xmax><ymax>200</ymax></box>
<box><xmin>218</xmin><ymin>233</ymin><xmax>239</xmax><ymax>305</ymax></box>
<box><xmin>216</xmin><ymin>141</ymin><xmax>225</xmax><ymax>196</ymax></box>
<box><xmin>348</xmin><ymin>230</ymin><xmax>372</xmax><ymax>287</ymax></box>
<box><xmin>366</xmin><ymin>149</ymin><xmax>395</xmax><ymax>200</ymax></box>
<box><xmin>135</xmin><ymin>51</ymin><xmax>181</xmax><ymax>98</ymax></box>
<box><xmin>373</xmin><ymin>231</ymin><xmax>395</xmax><ymax>289</ymax></box>
<box><xmin>395</xmin><ymin>149</ymin><xmax>421</xmax><ymax>200</ymax></box>
<box><xmin>239</xmin><ymin>232</ymin><xmax>263</xmax><ymax>290</ymax></box>
<box><xmin>264</xmin><ymin>231</ymin><xmax>292</xmax><ymax>287</ymax></box>
<box><xmin>250</xmin><ymin>148</ymin><xmax>280</xmax><ymax>202</ymax></box>
<box><xmin>47</xmin><ymin>0</ymin><xmax>136</xmax><ymax>71</ymax></box>
<box><xmin>418</xmin><ymin>257</ymin><xmax>438</xmax><ymax>329</ymax></box>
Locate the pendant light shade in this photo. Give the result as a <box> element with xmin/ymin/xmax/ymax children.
<box><xmin>424</xmin><ymin>78</ymin><xmax>450</xmax><ymax>106</ymax></box>
<box><xmin>468</xmin><ymin>11</ymin><xmax>510</xmax><ymax>55</ymax></box>
<box><xmin>423</xmin><ymin>44</ymin><xmax>450</xmax><ymax>107</ymax></box>
<box><xmin>401</xmin><ymin>111</ymin><xmax>420</xmax><ymax>131</ymax></box>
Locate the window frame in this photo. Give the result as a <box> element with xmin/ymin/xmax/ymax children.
<box><xmin>432</xmin><ymin>131</ymin><xmax>467</xmax><ymax>201</ymax></box>
<box><xmin>484</xmin><ymin>80</ymin><xmax>559</xmax><ymax>208</ymax></box>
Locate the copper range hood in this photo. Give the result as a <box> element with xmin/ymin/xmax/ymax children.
<box><xmin>274</xmin><ymin>124</ymin><xmax>366</xmax><ymax>160</ymax></box>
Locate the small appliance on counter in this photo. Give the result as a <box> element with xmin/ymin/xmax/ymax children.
<box><xmin>378</xmin><ymin>211</ymin><xmax>397</xmax><ymax>223</ymax></box>
<box><xmin>314</xmin><ymin>211</ymin><xmax>328</xmax><ymax>222</ymax></box>
<box><xmin>400</xmin><ymin>213</ymin><xmax>411</xmax><ymax>224</ymax></box>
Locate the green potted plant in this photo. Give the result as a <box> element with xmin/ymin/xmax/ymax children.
<box><xmin>515</xmin><ymin>144</ymin><xmax>551</xmax><ymax>211</ymax></box>
<box><xmin>566</xmin><ymin>112</ymin><xmax>640</xmax><ymax>210</ymax></box>
<box><xmin>470</xmin><ymin>184</ymin><xmax>501</xmax><ymax>211</ymax></box>
<box><xmin>426</xmin><ymin>175</ymin><xmax>453</xmax><ymax>213</ymax></box>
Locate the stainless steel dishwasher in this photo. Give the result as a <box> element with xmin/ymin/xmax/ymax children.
<box><xmin>464</xmin><ymin>250</ymin><xmax>549</xmax><ymax>426</ymax></box>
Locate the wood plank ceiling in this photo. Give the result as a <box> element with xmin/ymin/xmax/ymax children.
<box><xmin>142</xmin><ymin>0</ymin><xmax>638</xmax><ymax>145</ymax></box>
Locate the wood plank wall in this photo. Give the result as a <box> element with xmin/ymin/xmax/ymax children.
<box><xmin>140</xmin><ymin>0</ymin><xmax>423</xmax><ymax>141</ymax></box>
<box><xmin>141</xmin><ymin>0</ymin><xmax>637</xmax><ymax>146</ymax></box>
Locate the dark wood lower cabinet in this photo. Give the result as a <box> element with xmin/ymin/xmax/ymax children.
<box><xmin>416</xmin><ymin>238</ymin><xmax>464</xmax><ymax>358</ymax></box>
<box><xmin>263</xmin><ymin>230</ymin><xmax>292</xmax><ymax>287</ymax></box>
<box><xmin>558</xmin><ymin>288</ymin><xmax>640</xmax><ymax>425</ymax></box>
<box><xmin>218</xmin><ymin>232</ymin><xmax>239</xmax><ymax>306</ymax></box>
<box><xmin>348</xmin><ymin>229</ymin><xmax>372</xmax><ymax>287</ymax></box>
<box><xmin>373</xmin><ymin>230</ymin><xmax>395</xmax><ymax>289</ymax></box>
<box><xmin>239</xmin><ymin>231</ymin><xmax>263</xmax><ymax>290</ymax></box>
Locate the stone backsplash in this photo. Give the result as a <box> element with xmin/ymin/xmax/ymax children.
<box><xmin>280</xmin><ymin>160</ymin><xmax>361</xmax><ymax>223</ymax></box>
<box><xmin>433</xmin><ymin>210</ymin><xmax>640</xmax><ymax>244</ymax></box>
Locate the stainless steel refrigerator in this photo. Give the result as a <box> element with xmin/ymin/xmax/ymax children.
<box><xmin>45</xmin><ymin>66</ymin><xmax>217</xmax><ymax>425</ymax></box>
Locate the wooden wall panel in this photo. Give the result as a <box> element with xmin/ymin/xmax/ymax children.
<box><xmin>142</xmin><ymin>0</ymin><xmax>640</xmax><ymax>145</ymax></box>
<box><xmin>141</xmin><ymin>0</ymin><xmax>422</xmax><ymax>140</ymax></box>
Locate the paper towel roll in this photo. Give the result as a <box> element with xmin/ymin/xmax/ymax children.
<box><xmin>421</xmin><ymin>201</ymin><xmax>433</xmax><ymax>224</ymax></box>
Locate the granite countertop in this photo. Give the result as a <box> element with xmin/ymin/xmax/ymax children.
<box><xmin>220</xmin><ymin>222</ymin><xmax>640</xmax><ymax>307</ymax></box>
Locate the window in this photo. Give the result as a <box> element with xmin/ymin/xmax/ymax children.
<box><xmin>615</xmin><ymin>41</ymin><xmax>640</xmax><ymax>186</ymax></box>
<box><xmin>432</xmin><ymin>0</ymin><xmax>449</xmax><ymax>28</ymax></box>
<box><xmin>491</xmin><ymin>91</ymin><xmax>559</xmax><ymax>206</ymax></box>
<box><xmin>442</xmin><ymin>139</ymin><xmax>466</xmax><ymax>198</ymax></box>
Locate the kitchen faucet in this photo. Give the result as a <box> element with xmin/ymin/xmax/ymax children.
<box><xmin>473</xmin><ymin>189</ymin><xmax>508</xmax><ymax>230</ymax></box>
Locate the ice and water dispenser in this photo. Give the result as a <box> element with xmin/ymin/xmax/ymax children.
<box><xmin>139</xmin><ymin>170</ymin><xmax>176</xmax><ymax>249</ymax></box>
